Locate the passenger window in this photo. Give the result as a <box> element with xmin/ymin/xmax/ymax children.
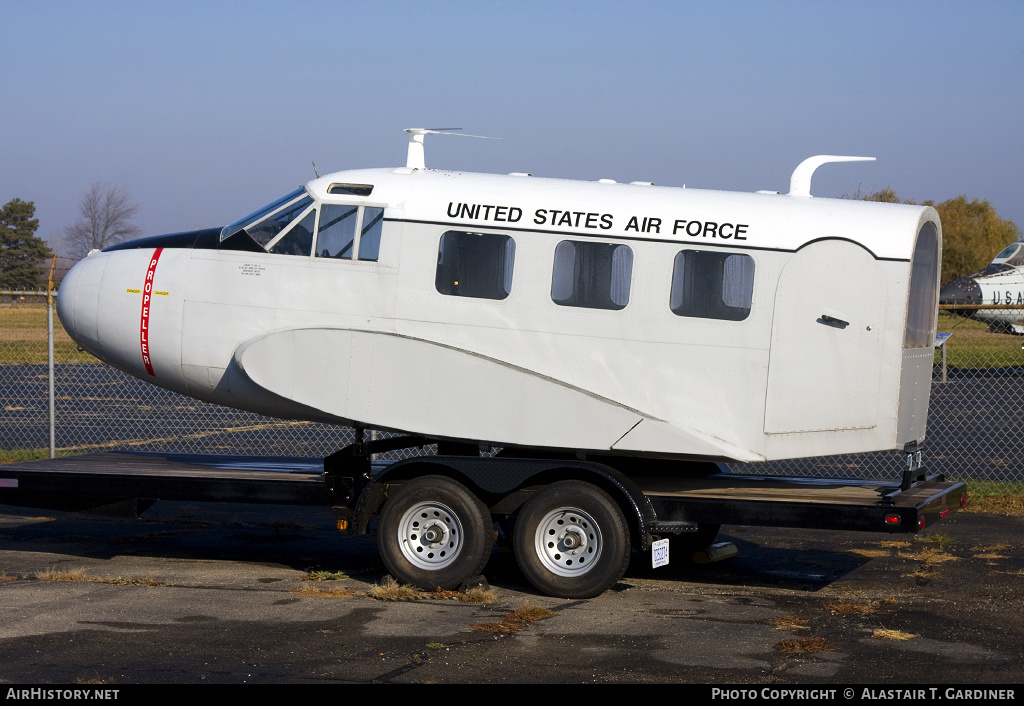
<box><xmin>316</xmin><ymin>205</ymin><xmax>358</xmax><ymax>259</ymax></box>
<box><xmin>551</xmin><ymin>240</ymin><xmax>632</xmax><ymax>310</ymax></box>
<box><xmin>669</xmin><ymin>250</ymin><xmax>754</xmax><ymax>321</ymax></box>
<box><xmin>435</xmin><ymin>231</ymin><xmax>515</xmax><ymax>300</ymax></box>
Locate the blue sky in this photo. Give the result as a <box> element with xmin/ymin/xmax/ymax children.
<box><xmin>1</xmin><ymin>1</ymin><xmax>1021</xmax><ymax>252</ymax></box>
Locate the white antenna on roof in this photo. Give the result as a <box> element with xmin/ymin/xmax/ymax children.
<box><xmin>404</xmin><ymin>128</ymin><xmax>500</xmax><ymax>170</ymax></box>
<box><xmin>788</xmin><ymin>155</ymin><xmax>875</xmax><ymax>198</ymax></box>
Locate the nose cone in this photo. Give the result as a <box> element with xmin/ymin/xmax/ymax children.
<box><xmin>939</xmin><ymin>276</ymin><xmax>982</xmax><ymax>307</ymax></box>
<box><xmin>55</xmin><ymin>261</ymin><xmax>77</xmax><ymax>337</ymax></box>
<box><xmin>55</xmin><ymin>245</ymin><xmax>193</xmax><ymax>396</ymax></box>
<box><xmin>56</xmin><ymin>253</ymin><xmax>106</xmax><ymax>356</ymax></box>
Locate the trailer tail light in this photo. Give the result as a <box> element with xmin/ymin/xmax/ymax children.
<box><xmin>885</xmin><ymin>515</ymin><xmax>900</xmax><ymax>526</ymax></box>
<box><xmin>960</xmin><ymin>493</ymin><xmax>967</xmax><ymax>507</ymax></box>
<box><xmin>940</xmin><ymin>509</ymin><xmax>949</xmax><ymax>518</ymax></box>
<box><xmin>919</xmin><ymin>517</ymin><xmax>926</xmax><ymax>530</ymax></box>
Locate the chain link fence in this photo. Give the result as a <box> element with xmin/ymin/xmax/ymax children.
<box><xmin>2</xmin><ymin>297</ymin><xmax>1022</xmax><ymax>485</ymax></box>
<box><xmin>1</xmin><ymin>297</ymin><xmax>354</xmax><ymax>459</ymax></box>
<box><xmin>744</xmin><ymin>307</ymin><xmax>1024</xmax><ymax>487</ymax></box>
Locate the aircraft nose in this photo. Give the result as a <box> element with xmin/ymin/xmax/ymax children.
<box><xmin>939</xmin><ymin>276</ymin><xmax>982</xmax><ymax>307</ymax></box>
<box><xmin>55</xmin><ymin>262</ymin><xmax>76</xmax><ymax>337</ymax></box>
<box><xmin>55</xmin><ymin>253</ymin><xmax>105</xmax><ymax>356</ymax></box>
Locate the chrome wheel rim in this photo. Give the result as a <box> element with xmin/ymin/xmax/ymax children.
<box><xmin>533</xmin><ymin>506</ymin><xmax>603</xmax><ymax>577</ymax></box>
<box><xmin>397</xmin><ymin>501</ymin><xmax>464</xmax><ymax>570</ymax></box>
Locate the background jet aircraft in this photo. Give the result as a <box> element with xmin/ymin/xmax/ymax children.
<box><xmin>940</xmin><ymin>242</ymin><xmax>1024</xmax><ymax>333</ymax></box>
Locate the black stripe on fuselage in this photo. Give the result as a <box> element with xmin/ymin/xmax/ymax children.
<box><xmin>384</xmin><ymin>218</ymin><xmax>912</xmax><ymax>262</ymax></box>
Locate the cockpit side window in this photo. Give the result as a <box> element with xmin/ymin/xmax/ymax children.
<box><xmin>314</xmin><ymin>204</ymin><xmax>384</xmax><ymax>261</ymax></box>
<box><xmin>359</xmin><ymin>208</ymin><xmax>384</xmax><ymax>261</ymax></box>
<box><xmin>316</xmin><ymin>204</ymin><xmax>359</xmax><ymax>258</ymax></box>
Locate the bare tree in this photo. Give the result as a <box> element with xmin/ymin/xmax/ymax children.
<box><xmin>63</xmin><ymin>183</ymin><xmax>141</xmax><ymax>260</ymax></box>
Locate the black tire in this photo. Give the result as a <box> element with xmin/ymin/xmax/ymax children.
<box><xmin>513</xmin><ymin>480</ymin><xmax>631</xmax><ymax>599</ymax></box>
<box><xmin>377</xmin><ymin>475</ymin><xmax>492</xmax><ymax>590</ymax></box>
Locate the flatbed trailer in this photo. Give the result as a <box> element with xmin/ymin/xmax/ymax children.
<box><xmin>0</xmin><ymin>453</ymin><xmax>330</xmax><ymax>510</ymax></box>
<box><xmin>0</xmin><ymin>445</ymin><xmax>966</xmax><ymax>598</ymax></box>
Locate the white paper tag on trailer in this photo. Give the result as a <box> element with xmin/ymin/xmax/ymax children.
<box><xmin>652</xmin><ymin>537</ymin><xmax>670</xmax><ymax>568</ymax></box>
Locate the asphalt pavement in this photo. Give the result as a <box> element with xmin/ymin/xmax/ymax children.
<box><xmin>0</xmin><ymin>499</ymin><xmax>1021</xmax><ymax>685</ymax></box>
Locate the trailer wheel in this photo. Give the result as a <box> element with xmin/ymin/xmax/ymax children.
<box><xmin>378</xmin><ymin>476</ymin><xmax>492</xmax><ymax>591</ymax></box>
<box><xmin>513</xmin><ymin>481</ymin><xmax>630</xmax><ymax>599</ymax></box>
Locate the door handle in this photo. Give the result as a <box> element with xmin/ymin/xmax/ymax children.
<box><xmin>819</xmin><ymin>314</ymin><xmax>849</xmax><ymax>328</ymax></box>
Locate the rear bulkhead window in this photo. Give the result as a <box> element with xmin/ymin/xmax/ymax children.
<box><xmin>904</xmin><ymin>221</ymin><xmax>939</xmax><ymax>348</ymax></box>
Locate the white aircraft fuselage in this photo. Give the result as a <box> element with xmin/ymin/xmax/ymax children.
<box><xmin>940</xmin><ymin>242</ymin><xmax>1024</xmax><ymax>333</ymax></box>
<box><xmin>56</xmin><ymin>150</ymin><xmax>942</xmax><ymax>463</ymax></box>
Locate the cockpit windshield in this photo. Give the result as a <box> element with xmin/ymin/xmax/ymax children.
<box><xmin>218</xmin><ymin>185</ymin><xmax>383</xmax><ymax>260</ymax></box>
<box><xmin>220</xmin><ymin>188</ymin><xmax>308</xmax><ymax>242</ymax></box>
<box><xmin>993</xmin><ymin>242</ymin><xmax>1024</xmax><ymax>267</ymax></box>
<box><xmin>246</xmin><ymin>195</ymin><xmax>313</xmax><ymax>248</ymax></box>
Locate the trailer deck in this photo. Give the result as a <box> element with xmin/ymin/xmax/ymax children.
<box><xmin>0</xmin><ymin>452</ymin><xmax>964</xmax><ymax>535</ymax></box>
<box><xmin>640</xmin><ymin>473</ymin><xmax>964</xmax><ymax>533</ymax></box>
<box><xmin>0</xmin><ymin>452</ymin><xmax>330</xmax><ymax>509</ymax></box>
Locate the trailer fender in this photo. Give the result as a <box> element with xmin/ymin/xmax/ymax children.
<box><xmin>351</xmin><ymin>456</ymin><xmax>659</xmax><ymax>549</ymax></box>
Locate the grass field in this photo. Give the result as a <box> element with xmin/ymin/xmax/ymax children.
<box><xmin>0</xmin><ymin>447</ymin><xmax>80</xmax><ymax>464</ymax></box>
<box><xmin>0</xmin><ymin>303</ymin><xmax>97</xmax><ymax>364</ymax></box>
<box><xmin>935</xmin><ymin>310</ymin><xmax>1024</xmax><ymax>369</ymax></box>
<box><xmin>966</xmin><ymin>479</ymin><xmax>1024</xmax><ymax>514</ymax></box>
